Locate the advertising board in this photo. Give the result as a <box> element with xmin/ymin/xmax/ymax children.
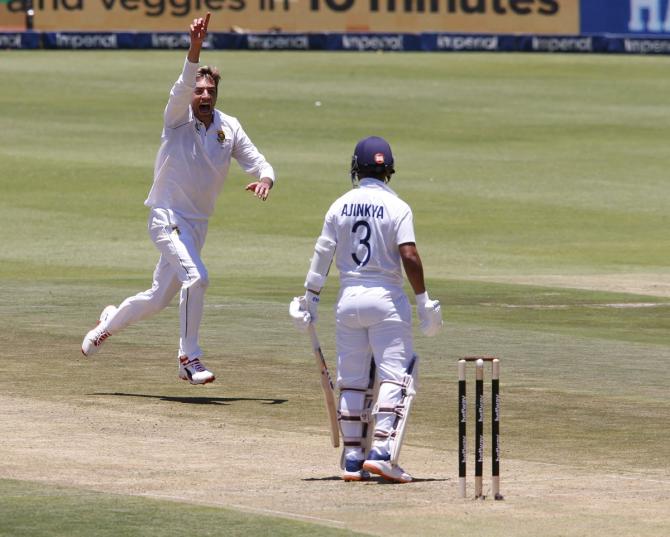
<box><xmin>1</xmin><ymin>0</ymin><xmax>579</xmax><ymax>33</ymax></box>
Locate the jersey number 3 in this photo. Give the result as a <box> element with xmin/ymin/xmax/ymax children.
<box><xmin>351</xmin><ymin>220</ymin><xmax>371</xmax><ymax>267</ymax></box>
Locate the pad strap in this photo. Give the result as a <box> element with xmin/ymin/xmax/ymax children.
<box><xmin>338</xmin><ymin>409</ymin><xmax>371</xmax><ymax>423</ymax></box>
<box><xmin>343</xmin><ymin>437</ymin><xmax>364</xmax><ymax>447</ymax></box>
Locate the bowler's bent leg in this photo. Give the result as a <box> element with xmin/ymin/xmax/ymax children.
<box><xmin>106</xmin><ymin>255</ymin><xmax>181</xmax><ymax>334</ymax></box>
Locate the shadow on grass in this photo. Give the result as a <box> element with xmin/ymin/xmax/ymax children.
<box><xmin>303</xmin><ymin>476</ymin><xmax>448</xmax><ymax>484</ymax></box>
<box><xmin>89</xmin><ymin>392</ymin><xmax>287</xmax><ymax>405</ymax></box>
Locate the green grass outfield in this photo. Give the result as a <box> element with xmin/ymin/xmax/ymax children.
<box><xmin>0</xmin><ymin>480</ymin><xmax>364</xmax><ymax>537</ymax></box>
<box><xmin>0</xmin><ymin>51</ymin><xmax>669</xmax><ymax>536</ymax></box>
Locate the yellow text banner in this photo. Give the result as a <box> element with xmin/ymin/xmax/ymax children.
<box><xmin>1</xmin><ymin>0</ymin><xmax>579</xmax><ymax>34</ymax></box>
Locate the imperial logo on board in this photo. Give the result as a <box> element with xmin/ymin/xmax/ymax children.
<box><xmin>625</xmin><ymin>37</ymin><xmax>670</xmax><ymax>51</ymax></box>
<box><xmin>532</xmin><ymin>36</ymin><xmax>592</xmax><ymax>52</ymax></box>
<box><xmin>151</xmin><ymin>33</ymin><xmax>191</xmax><ymax>49</ymax></box>
<box><xmin>437</xmin><ymin>35</ymin><xmax>498</xmax><ymax>51</ymax></box>
<box><xmin>56</xmin><ymin>33</ymin><xmax>118</xmax><ymax>48</ymax></box>
<box><xmin>342</xmin><ymin>34</ymin><xmax>403</xmax><ymax>50</ymax></box>
<box><xmin>0</xmin><ymin>33</ymin><xmax>21</xmax><ymax>48</ymax></box>
<box><xmin>247</xmin><ymin>35</ymin><xmax>309</xmax><ymax>50</ymax></box>
<box><xmin>150</xmin><ymin>33</ymin><xmax>212</xmax><ymax>49</ymax></box>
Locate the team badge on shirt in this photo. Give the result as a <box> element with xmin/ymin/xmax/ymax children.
<box><xmin>217</xmin><ymin>130</ymin><xmax>226</xmax><ymax>143</ymax></box>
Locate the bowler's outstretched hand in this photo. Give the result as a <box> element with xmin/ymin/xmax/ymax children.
<box><xmin>245</xmin><ymin>179</ymin><xmax>272</xmax><ymax>201</ymax></box>
<box><xmin>190</xmin><ymin>12</ymin><xmax>210</xmax><ymax>44</ymax></box>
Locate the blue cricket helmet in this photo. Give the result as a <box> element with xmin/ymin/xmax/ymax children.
<box><xmin>350</xmin><ymin>136</ymin><xmax>395</xmax><ymax>183</ymax></box>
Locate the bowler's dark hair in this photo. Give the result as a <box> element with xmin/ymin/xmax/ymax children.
<box><xmin>197</xmin><ymin>66</ymin><xmax>220</xmax><ymax>89</ymax></box>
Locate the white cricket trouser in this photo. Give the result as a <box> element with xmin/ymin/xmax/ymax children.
<box><xmin>335</xmin><ymin>285</ymin><xmax>415</xmax><ymax>457</ymax></box>
<box><xmin>106</xmin><ymin>208</ymin><xmax>209</xmax><ymax>359</ymax></box>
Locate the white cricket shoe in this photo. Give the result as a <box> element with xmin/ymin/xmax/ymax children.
<box><xmin>178</xmin><ymin>356</ymin><xmax>216</xmax><ymax>385</ymax></box>
<box><xmin>362</xmin><ymin>450</ymin><xmax>412</xmax><ymax>483</ymax></box>
<box><xmin>81</xmin><ymin>305</ymin><xmax>117</xmax><ymax>357</ymax></box>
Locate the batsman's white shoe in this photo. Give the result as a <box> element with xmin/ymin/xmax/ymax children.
<box><xmin>362</xmin><ymin>450</ymin><xmax>412</xmax><ymax>484</ymax></box>
<box><xmin>81</xmin><ymin>305</ymin><xmax>116</xmax><ymax>357</ymax></box>
<box><xmin>178</xmin><ymin>356</ymin><xmax>216</xmax><ymax>385</ymax></box>
<box><xmin>342</xmin><ymin>458</ymin><xmax>370</xmax><ymax>482</ymax></box>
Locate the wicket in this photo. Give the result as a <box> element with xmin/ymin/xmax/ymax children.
<box><xmin>458</xmin><ymin>356</ymin><xmax>503</xmax><ymax>500</ymax></box>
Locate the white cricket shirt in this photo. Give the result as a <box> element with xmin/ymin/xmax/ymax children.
<box><xmin>321</xmin><ymin>178</ymin><xmax>416</xmax><ymax>289</ymax></box>
<box><xmin>145</xmin><ymin>59</ymin><xmax>275</xmax><ymax>220</ymax></box>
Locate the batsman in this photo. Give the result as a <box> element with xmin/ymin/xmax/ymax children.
<box><xmin>290</xmin><ymin>136</ymin><xmax>442</xmax><ymax>483</ymax></box>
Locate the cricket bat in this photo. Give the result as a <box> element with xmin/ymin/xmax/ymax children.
<box><xmin>307</xmin><ymin>324</ymin><xmax>340</xmax><ymax>448</ymax></box>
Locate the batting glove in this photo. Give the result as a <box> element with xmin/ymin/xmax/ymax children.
<box><xmin>289</xmin><ymin>296</ymin><xmax>310</xmax><ymax>332</ymax></box>
<box><xmin>416</xmin><ymin>292</ymin><xmax>442</xmax><ymax>337</ymax></box>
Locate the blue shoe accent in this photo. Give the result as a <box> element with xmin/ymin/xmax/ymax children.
<box><xmin>366</xmin><ymin>448</ymin><xmax>390</xmax><ymax>462</ymax></box>
<box><xmin>342</xmin><ymin>458</ymin><xmax>370</xmax><ymax>481</ymax></box>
